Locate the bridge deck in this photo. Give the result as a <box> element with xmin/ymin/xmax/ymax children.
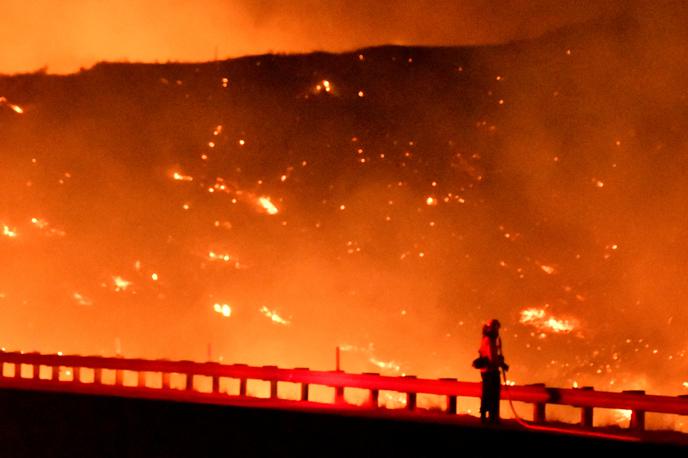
<box><xmin>0</xmin><ymin>387</ymin><xmax>684</xmax><ymax>457</ymax></box>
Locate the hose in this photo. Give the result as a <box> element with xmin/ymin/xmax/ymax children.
<box><xmin>499</xmin><ymin>368</ymin><xmax>640</xmax><ymax>442</ymax></box>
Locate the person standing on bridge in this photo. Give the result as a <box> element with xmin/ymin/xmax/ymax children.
<box><xmin>477</xmin><ymin>319</ymin><xmax>509</xmax><ymax>424</ymax></box>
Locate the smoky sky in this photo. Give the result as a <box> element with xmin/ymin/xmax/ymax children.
<box><xmin>0</xmin><ymin>0</ymin><xmax>629</xmax><ymax>74</ymax></box>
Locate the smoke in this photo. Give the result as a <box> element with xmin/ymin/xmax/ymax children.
<box><xmin>0</xmin><ymin>0</ymin><xmax>624</xmax><ymax>74</ymax></box>
<box><xmin>0</xmin><ymin>0</ymin><xmax>688</xmax><ymax>430</ymax></box>
<box><xmin>476</xmin><ymin>0</ymin><xmax>688</xmax><ymax>394</ymax></box>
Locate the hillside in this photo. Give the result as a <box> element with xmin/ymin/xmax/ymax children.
<box><xmin>0</xmin><ymin>16</ymin><xmax>687</xmax><ymax>430</ymax></box>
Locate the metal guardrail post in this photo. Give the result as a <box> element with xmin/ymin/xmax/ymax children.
<box><xmin>335</xmin><ymin>384</ymin><xmax>345</xmax><ymax>403</ymax></box>
<box><xmin>404</xmin><ymin>375</ymin><xmax>417</xmax><ymax>411</ymax></box>
<box><xmin>115</xmin><ymin>369</ymin><xmax>123</xmax><ymax>386</ymax></box>
<box><xmin>137</xmin><ymin>371</ymin><xmax>146</xmax><ymax>388</ymax></box>
<box><xmin>533</xmin><ymin>402</ymin><xmax>546</xmax><ymax>423</ymax></box>
<box><xmin>623</xmin><ymin>390</ymin><xmax>646</xmax><ymax>431</ymax></box>
<box><xmin>212</xmin><ymin>376</ymin><xmax>220</xmax><ymax>394</ymax></box>
<box><xmin>295</xmin><ymin>368</ymin><xmax>309</xmax><ymax>401</ymax></box>
<box><xmin>185</xmin><ymin>374</ymin><xmax>194</xmax><ymax>391</ymax></box>
<box><xmin>32</xmin><ymin>364</ymin><xmax>40</xmax><ymax>381</ymax></box>
<box><xmin>234</xmin><ymin>364</ymin><xmax>248</xmax><ymax>397</ymax></box>
<box><xmin>578</xmin><ymin>386</ymin><xmax>594</xmax><ymax>427</ymax></box>
<box><xmin>363</xmin><ymin>373</ymin><xmax>380</xmax><ymax>408</ymax></box>
<box><xmin>162</xmin><ymin>373</ymin><xmax>170</xmax><ymax>389</ymax></box>
<box><xmin>528</xmin><ymin>383</ymin><xmax>547</xmax><ymax>423</ymax></box>
<box><xmin>94</xmin><ymin>368</ymin><xmax>102</xmax><ymax>384</ymax></box>
<box><xmin>263</xmin><ymin>366</ymin><xmax>278</xmax><ymax>399</ymax></box>
<box><xmin>440</xmin><ymin>378</ymin><xmax>458</xmax><ymax>414</ymax></box>
<box><xmin>52</xmin><ymin>366</ymin><xmax>60</xmax><ymax>382</ymax></box>
<box><xmin>73</xmin><ymin>367</ymin><xmax>81</xmax><ymax>383</ymax></box>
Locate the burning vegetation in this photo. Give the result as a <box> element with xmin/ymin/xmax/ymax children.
<box><xmin>0</xmin><ymin>13</ymin><xmax>687</xmax><ymax>430</ymax></box>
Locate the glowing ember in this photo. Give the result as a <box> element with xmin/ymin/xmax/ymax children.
<box><xmin>213</xmin><ymin>220</ymin><xmax>232</xmax><ymax>230</ymax></box>
<box><xmin>72</xmin><ymin>292</ymin><xmax>93</xmax><ymax>306</ymax></box>
<box><xmin>315</xmin><ymin>79</ymin><xmax>334</xmax><ymax>94</ymax></box>
<box><xmin>613</xmin><ymin>409</ymin><xmax>632</xmax><ymax>424</ymax></box>
<box><xmin>172</xmin><ymin>171</ymin><xmax>193</xmax><ymax>182</ymax></box>
<box><xmin>539</xmin><ymin>264</ymin><xmax>556</xmax><ymax>275</ymax></box>
<box><xmin>425</xmin><ymin>196</ymin><xmax>437</xmax><ymax>206</ymax></box>
<box><xmin>259</xmin><ymin>306</ymin><xmax>290</xmax><ymax>325</ymax></box>
<box><xmin>0</xmin><ymin>97</ymin><xmax>24</xmax><ymax>114</ymax></box>
<box><xmin>519</xmin><ymin>306</ymin><xmax>578</xmax><ymax>335</ymax></box>
<box><xmin>369</xmin><ymin>357</ymin><xmax>401</xmax><ymax>373</ymax></box>
<box><xmin>30</xmin><ymin>217</ymin><xmax>65</xmax><ymax>237</ymax></box>
<box><xmin>2</xmin><ymin>225</ymin><xmax>17</xmax><ymax>238</ymax></box>
<box><xmin>208</xmin><ymin>251</ymin><xmax>232</xmax><ymax>262</ymax></box>
<box><xmin>213</xmin><ymin>303</ymin><xmax>232</xmax><ymax>317</ymax></box>
<box><xmin>31</xmin><ymin>217</ymin><xmax>48</xmax><ymax>229</ymax></box>
<box><xmin>112</xmin><ymin>276</ymin><xmax>132</xmax><ymax>292</ymax></box>
<box><xmin>207</xmin><ymin>251</ymin><xmax>240</xmax><ymax>268</ymax></box>
<box><xmin>258</xmin><ymin>197</ymin><xmax>279</xmax><ymax>215</ymax></box>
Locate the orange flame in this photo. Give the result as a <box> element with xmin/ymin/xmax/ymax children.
<box><xmin>259</xmin><ymin>306</ymin><xmax>290</xmax><ymax>325</ymax></box>
<box><xmin>213</xmin><ymin>303</ymin><xmax>232</xmax><ymax>317</ymax></box>
<box><xmin>258</xmin><ymin>197</ymin><xmax>279</xmax><ymax>215</ymax></box>
<box><xmin>519</xmin><ymin>306</ymin><xmax>578</xmax><ymax>335</ymax></box>
<box><xmin>172</xmin><ymin>171</ymin><xmax>194</xmax><ymax>182</ymax></box>
<box><xmin>2</xmin><ymin>225</ymin><xmax>17</xmax><ymax>238</ymax></box>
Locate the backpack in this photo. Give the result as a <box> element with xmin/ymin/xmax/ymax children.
<box><xmin>472</xmin><ymin>355</ymin><xmax>489</xmax><ymax>369</ymax></box>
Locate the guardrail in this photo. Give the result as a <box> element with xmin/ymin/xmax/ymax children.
<box><xmin>0</xmin><ymin>350</ymin><xmax>686</xmax><ymax>432</ymax></box>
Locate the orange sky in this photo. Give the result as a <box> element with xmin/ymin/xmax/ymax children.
<box><xmin>0</xmin><ymin>0</ymin><xmax>623</xmax><ymax>74</ymax></box>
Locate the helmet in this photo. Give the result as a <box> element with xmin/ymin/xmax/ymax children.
<box><xmin>482</xmin><ymin>319</ymin><xmax>501</xmax><ymax>337</ymax></box>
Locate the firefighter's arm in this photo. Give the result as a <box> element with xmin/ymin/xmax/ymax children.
<box><xmin>498</xmin><ymin>355</ymin><xmax>509</xmax><ymax>371</ymax></box>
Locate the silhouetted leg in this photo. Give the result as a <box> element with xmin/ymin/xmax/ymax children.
<box><xmin>480</xmin><ymin>373</ymin><xmax>488</xmax><ymax>423</ymax></box>
<box><xmin>484</xmin><ymin>371</ymin><xmax>500</xmax><ymax>424</ymax></box>
<box><xmin>492</xmin><ymin>376</ymin><xmax>501</xmax><ymax>423</ymax></box>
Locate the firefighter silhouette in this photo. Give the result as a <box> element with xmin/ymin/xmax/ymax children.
<box><xmin>478</xmin><ymin>319</ymin><xmax>509</xmax><ymax>424</ymax></box>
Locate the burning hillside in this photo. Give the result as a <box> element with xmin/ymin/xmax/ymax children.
<box><xmin>0</xmin><ymin>15</ymin><xmax>687</xmax><ymax>429</ymax></box>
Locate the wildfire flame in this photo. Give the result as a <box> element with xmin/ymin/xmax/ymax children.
<box><xmin>259</xmin><ymin>306</ymin><xmax>290</xmax><ymax>325</ymax></box>
<box><xmin>519</xmin><ymin>306</ymin><xmax>578</xmax><ymax>335</ymax></box>
<box><xmin>258</xmin><ymin>197</ymin><xmax>279</xmax><ymax>215</ymax></box>
<box><xmin>213</xmin><ymin>303</ymin><xmax>232</xmax><ymax>317</ymax></box>
<box><xmin>112</xmin><ymin>276</ymin><xmax>132</xmax><ymax>292</ymax></box>
<box><xmin>0</xmin><ymin>97</ymin><xmax>24</xmax><ymax>114</ymax></box>
<box><xmin>73</xmin><ymin>292</ymin><xmax>93</xmax><ymax>306</ymax></box>
<box><xmin>209</xmin><ymin>252</ymin><xmax>229</xmax><ymax>261</ymax></box>
<box><xmin>613</xmin><ymin>409</ymin><xmax>632</xmax><ymax>425</ymax></box>
<box><xmin>172</xmin><ymin>171</ymin><xmax>194</xmax><ymax>182</ymax></box>
<box><xmin>369</xmin><ymin>357</ymin><xmax>401</xmax><ymax>373</ymax></box>
<box><xmin>30</xmin><ymin>217</ymin><xmax>66</xmax><ymax>237</ymax></box>
<box><xmin>315</xmin><ymin>79</ymin><xmax>333</xmax><ymax>94</ymax></box>
<box><xmin>2</xmin><ymin>225</ymin><xmax>17</xmax><ymax>238</ymax></box>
